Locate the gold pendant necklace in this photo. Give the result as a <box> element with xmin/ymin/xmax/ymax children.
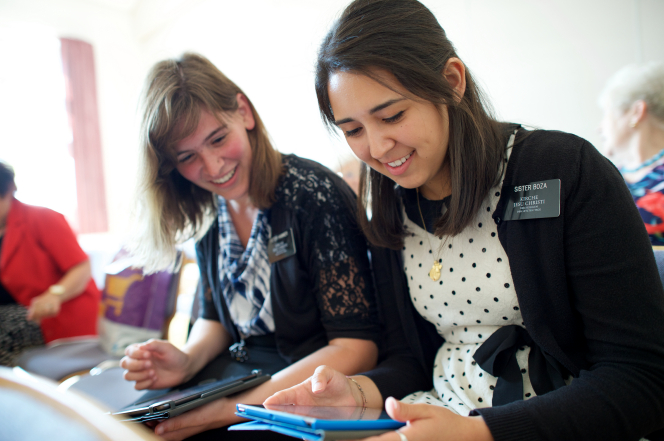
<box><xmin>416</xmin><ymin>188</ymin><xmax>442</xmax><ymax>281</ymax></box>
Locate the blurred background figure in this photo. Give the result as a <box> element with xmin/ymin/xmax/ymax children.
<box><xmin>334</xmin><ymin>154</ymin><xmax>362</xmax><ymax>195</ymax></box>
<box><xmin>0</xmin><ymin>161</ymin><xmax>100</xmax><ymax>366</ymax></box>
<box><xmin>599</xmin><ymin>61</ymin><xmax>664</xmax><ymax>245</ymax></box>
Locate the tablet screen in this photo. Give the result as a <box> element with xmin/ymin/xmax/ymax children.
<box><xmin>237</xmin><ymin>404</ymin><xmax>404</xmax><ymax>431</ymax></box>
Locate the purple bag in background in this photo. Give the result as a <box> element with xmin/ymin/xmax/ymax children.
<box><xmin>99</xmin><ymin>248</ymin><xmax>181</xmax><ymax>356</ymax></box>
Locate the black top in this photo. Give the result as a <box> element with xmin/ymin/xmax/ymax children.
<box><xmin>197</xmin><ymin>155</ymin><xmax>380</xmax><ymax>364</ymax></box>
<box><xmin>0</xmin><ymin>236</ymin><xmax>16</xmax><ymax>305</ymax></box>
<box><xmin>401</xmin><ymin>188</ymin><xmax>448</xmax><ymax>234</ymax></box>
<box><xmin>364</xmin><ymin>128</ymin><xmax>664</xmax><ymax>440</ymax></box>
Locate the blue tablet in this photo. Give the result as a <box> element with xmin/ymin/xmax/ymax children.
<box><xmin>231</xmin><ymin>404</ymin><xmax>405</xmax><ymax>440</ymax></box>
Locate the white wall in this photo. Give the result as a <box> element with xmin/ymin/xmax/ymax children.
<box><xmin>1</xmin><ymin>0</ymin><xmax>663</xmax><ymax>236</ymax></box>
<box><xmin>430</xmin><ymin>0</ymin><xmax>664</xmax><ymax>150</ymax></box>
<box><xmin>132</xmin><ymin>0</ymin><xmax>664</xmax><ymax>161</ymax></box>
<box><xmin>0</xmin><ymin>0</ymin><xmax>144</xmax><ymax>236</ymax></box>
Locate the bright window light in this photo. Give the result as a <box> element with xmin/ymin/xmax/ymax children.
<box><xmin>0</xmin><ymin>23</ymin><xmax>78</xmax><ymax>228</ymax></box>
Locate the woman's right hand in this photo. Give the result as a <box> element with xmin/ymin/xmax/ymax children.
<box><xmin>120</xmin><ymin>339</ymin><xmax>191</xmax><ymax>390</ymax></box>
<box><xmin>264</xmin><ymin>365</ymin><xmax>362</xmax><ymax>408</ymax></box>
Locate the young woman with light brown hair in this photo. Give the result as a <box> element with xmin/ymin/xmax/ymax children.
<box><xmin>122</xmin><ymin>53</ymin><xmax>380</xmax><ymax>441</ymax></box>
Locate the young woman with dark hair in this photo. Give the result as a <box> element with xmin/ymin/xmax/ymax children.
<box><xmin>265</xmin><ymin>1</ymin><xmax>664</xmax><ymax>440</ymax></box>
<box><xmin>121</xmin><ymin>53</ymin><xmax>381</xmax><ymax>440</ymax></box>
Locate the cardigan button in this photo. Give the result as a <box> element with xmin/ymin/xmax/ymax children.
<box><xmin>494</xmin><ymin>217</ymin><xmax>501</xmax><ymax>225</ymax></box>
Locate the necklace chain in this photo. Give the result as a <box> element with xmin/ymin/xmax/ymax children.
<box><xmin>416</xmin><ymin>188</ymin><xmax>443</xmax><ymax>281</ymax></box>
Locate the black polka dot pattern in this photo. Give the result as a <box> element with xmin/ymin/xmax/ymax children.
<box><xmin>399</xmin><ymin>150</ymin><xmax>532</xmax><ymax>412</ymax></box>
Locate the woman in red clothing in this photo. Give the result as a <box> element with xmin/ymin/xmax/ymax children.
<box><xmin>0</xmin><ymin>161</ymin><xmax>100</xmax><ymax>366</ymax></box>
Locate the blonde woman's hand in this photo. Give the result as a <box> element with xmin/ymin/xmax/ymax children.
<box><xmin>120</xmin><ymin>339</ymin><xmax>191</xmax><ymax>390</ymax></box>
<box><xmin>150</xmin><ymin>396</ymin><xmax>237</xmax><ymax>440</ymax></box>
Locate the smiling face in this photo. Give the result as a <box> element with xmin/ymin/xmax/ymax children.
<box><xmin>328</xmin><ymin>70</ymin><xmax>452</xmax><ymax>200</ymax></box>
<box><xmin>174</xmin><ymin>94</ymin><xmax>255</xmax><ymax>203</ymax></box>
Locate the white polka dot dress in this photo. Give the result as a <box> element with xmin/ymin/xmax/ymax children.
<box><xmin>401</xmin><ymin>141</ymin><xmax>537</xmax><ymax>415</ymax></box>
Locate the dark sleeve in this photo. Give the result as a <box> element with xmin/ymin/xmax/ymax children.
<box><xmin>362</xmin><ymin>245</ymin><xmax>441</xmax><ymax>399</ymax></box>
<box><xmin>197</xmin><ymin>273</ymin><xmax>220</xmax><ymax>322</ymax></box>
<box><xmin>195</xmin><ymin>228</ymin><xmax>221</xmax><ymax>323</ymax></box>
<box><xmin>475</xmin><ymin>140</ymin><xmax>664</xmax><ymax>440</ymax></box>
<box><xmin>301</xmin><ymin>175</ymin><xmax>380</xmax><ymax>344</ymax></box>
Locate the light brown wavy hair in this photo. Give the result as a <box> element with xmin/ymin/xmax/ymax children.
<box><xmin>132</xmin><ymin>53</ymin><xmax>282</xmax><ymax>272</ymax></box>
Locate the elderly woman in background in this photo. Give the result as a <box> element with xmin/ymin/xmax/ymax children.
<box><xmin>0</xmin><ymin>161</ymin><xmax>100</xmax><ymax>366</ymax></box>
<box><xmin>599</xmin><ymin>61</ymin><xmax>664</xmax><ymax>245</ymax></box>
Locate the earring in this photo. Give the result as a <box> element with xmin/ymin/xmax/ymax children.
<box><xmin>631</xmin><ymin>121</ymin><xmax>637</xmax><ymax>128</ymax></box>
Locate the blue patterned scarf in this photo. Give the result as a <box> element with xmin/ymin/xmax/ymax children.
<box><xmin>217</xmin><ymin>196</ymin><xmax>274</xmax><ymax>338</ymax></box>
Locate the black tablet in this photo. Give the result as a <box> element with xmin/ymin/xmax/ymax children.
<box><xmin>113</xmin><ymin>370</ymin><xmax>269</xmax><ymax>423</ymax></box>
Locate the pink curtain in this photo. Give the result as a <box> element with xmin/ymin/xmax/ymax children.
<box><xmin>60</xmin><ymin>38</ymin><xmax>108</xmax><ymax>233</ymax></box>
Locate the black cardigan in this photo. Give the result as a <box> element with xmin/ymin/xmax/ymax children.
<box><xmin>196</xmin><ymin>155</ymin><xmax>380</xmax><ymax>364</ymax></box>
<box><xmin>365</xmin><ymin>129</ymin><xmax>664</xmax><ymax>441</ymax></box>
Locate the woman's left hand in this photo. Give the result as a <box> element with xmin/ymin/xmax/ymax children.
<box><xmin>362</xmin><ymin>397</ymin><xmax>494</xmax><ymax>441</ymax></box>
<box><xmin>27</xmin><ymin>292</ymin><xmax>62</xmax><ymax>322</ymax></box>
<box><xmin>151</xmin><ymin>396</ymin><xmax>237</xmax><ymax>441</ymax></box>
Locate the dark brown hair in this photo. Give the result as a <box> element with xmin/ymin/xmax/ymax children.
<box><xmin>316</xmin><ymin>0</ymin><xmax>505</xmax><ymax>249</ymax></box>
<box><xmin>133</xmin><ymin>53</ymin><xmax>283</xmax><ymax>272</ymax></box>
<box><xmin>0</xmin><ymin>161</ymin><xmax>16</xmax><ymax>197</ymax></box>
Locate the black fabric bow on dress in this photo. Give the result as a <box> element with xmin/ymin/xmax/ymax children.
<box><xmin>472</xmin><ymin>325</ymin><xmax>569</xmax><ymax>406</ymax></box>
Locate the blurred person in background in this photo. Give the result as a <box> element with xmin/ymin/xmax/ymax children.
<box><xmin>599</xmin><ymin>61</ymin><xmax>664</xmax><ymax>245</ymax></box>
<box><xmin>335</xmin><ymin>154</ymin><xmax>362</xmax><ymax>195</ymax></box>
<box><xmin>0</xmin><ymin>160</ymin><xmax>100</xmax><ymax>366</ymax></box>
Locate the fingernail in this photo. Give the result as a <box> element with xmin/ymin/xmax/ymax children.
<box><xmin>155</xmin><ymin>426</ymin><xmax>163</xmax><ymax>435</ymax></box>
<box><xmin>312</xmin><ymin>381</ymin><xmax>323</xmax><ymax>392</ymax></box>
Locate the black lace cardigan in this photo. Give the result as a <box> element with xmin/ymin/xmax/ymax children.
<box><xmin>196</xmin><ymin>155</ymin><xmax>380</xmax><ymax>363</ymax></box>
